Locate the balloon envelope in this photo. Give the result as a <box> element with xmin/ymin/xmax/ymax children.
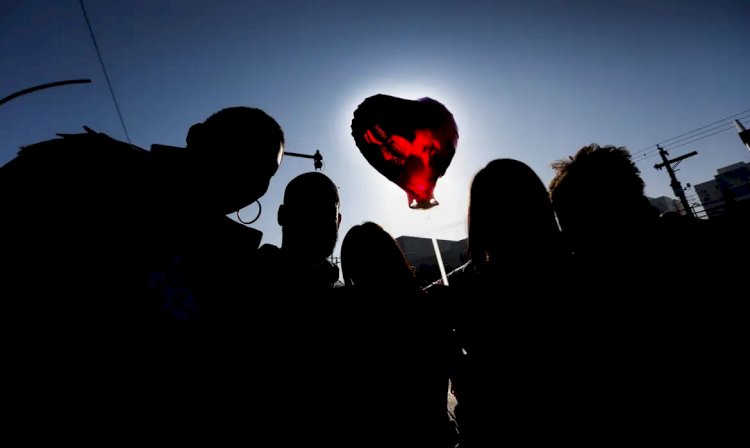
<box><xmin>351</xmin><ymin>94</ymin><xmax>458</xmax><ymax>209</ymax></box>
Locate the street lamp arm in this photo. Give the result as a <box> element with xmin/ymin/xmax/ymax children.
<box><xmin>284</xmin><ymin>151</ymin><xmax>316</xmax><ymax>159</ymax></box>
<box><xmin>0</xmin><ymin>79</ymin><xmax>92</xmax><ymax>107</ymax></box>
<box><xmin>284</xmin><ymin>149</ymin><xmax>323</xmax><ymax>170</ymax></box>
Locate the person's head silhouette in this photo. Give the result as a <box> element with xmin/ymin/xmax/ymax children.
<box><xmin>468</xmin><ymin>158</ymin><xmax>560</xmax><ymax>270</ymax></box>
<box><xmin>278</xmin><ymin>171</ymin><xmax>341</xmax><ymax>263</ymax></box>
<box><xmin>154</xmin><ymin>106</ymin><xmax>285</xmax><ymax>218</ymax></box>
<box><xmin>341</xmin><ymin>221</ymin><xmax>417</xmax><ymax>291</ymax></box>
<box><xmin>549</xmin><ymin>143</ymin><xmax>655</xmax><ymax>251</ymax></box>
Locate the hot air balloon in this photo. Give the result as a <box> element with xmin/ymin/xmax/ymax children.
<box><xmin>351</xmin><ymin>94</ymin><xmax>458</xmax><ymax>209</ymax></box>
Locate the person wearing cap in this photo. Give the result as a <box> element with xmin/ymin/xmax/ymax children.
<box><xmin>0</xmin><ymin>106</ymin><xmax>284</xmax><ymax>327</ymax></box>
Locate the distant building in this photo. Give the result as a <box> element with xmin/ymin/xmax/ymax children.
<box><xmin>694</xmin><ymin>161</ymin><xmax>750</xmax><ymax>218</ymax></box>
<box><xmin>395</xmin><ymin>236</ymin><xmax>467</xmax><ymax>286</ymax></box>
<box><xmin>647</xmin><ymin>196</ymin><xmax>683</xmax><ymax>216</ymax></box>
<box><xmin>694</xmin><ymin>180</ymin><xmax>724</xmax><ymax>218</ymax></box>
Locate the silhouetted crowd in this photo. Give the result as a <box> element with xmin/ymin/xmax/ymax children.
<box><xmin>1</xmin><ymin>107</ymin><xmax>746</xmax><ymax>444</ymax></box>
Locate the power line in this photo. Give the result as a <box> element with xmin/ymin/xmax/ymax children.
<box><xmin>633</xmin><ymin>118</ymin><xmax>750</xmax><ymax>165</ymax></box>
<box><xmin>639</xmin><ymin>121</ymin><xmax>738</xmax><ymax>158</ymax></box>
<box><xmin>660</xmin><ymin>114</ymin><xmax>750</xmax><ymax>150</ymax></box>
<box><xmin>635</xmin><ymin>152</ymin><xmax>661</xmax><ymax>163</ymax></box>
<box><xmin>667</xmin><ymin>122</ymin><xmax>744</xmax><ymax>151</ymax></box>
<box><xmin>78</xmin><ymin>0</ymin><xmax>131</xmax><ymax>143</ymax></box>
<box><xmin>632</xmin><ymin>107</ymin><xmax>750</xmax><ymax>156</ymax></box>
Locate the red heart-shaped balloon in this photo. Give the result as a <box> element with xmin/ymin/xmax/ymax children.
<box><xmin>351</xmin><ymin>94</ymin><xmax>458</xmax><ymax>209</ymax></box>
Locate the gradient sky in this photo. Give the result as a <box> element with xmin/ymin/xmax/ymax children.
<box><xmin>2</xmin><ymin>0</ymin><xmax>749</xmax><ymax>258</ymax></box>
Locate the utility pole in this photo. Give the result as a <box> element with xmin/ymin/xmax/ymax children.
<box><xmin>654</xmin><ymin>144</ymin><xmax>697</xmax><ymax>218</ymax></box>
<box><xmin>736</xmin><ymin>120</ymin><xmax>750</xmax><ymax>152</ymax></box>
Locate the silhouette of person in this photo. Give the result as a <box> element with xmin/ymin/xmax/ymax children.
<box><xmin>341</xmin><ymin>221</ymin><xmax>420</xmax><ymax>292</ymax></box>
<box><xmin>0</xmin><ymin>106</ymin><xmax>286</xmax><ymax>429</ymax></box>
<box><xmin>255</xmin><ymin>171</ymin><xmax>342</xmax><ymax>291</ymax></box>
<box><xmin>469</xmin><ymin>159</ymin><xmax>563</xmax><ymax>273</ymax></box>
<box><xmin>446</xmin><ymin>158</ymin><xmax>568</xmax><ymax>447</ymax></box>
<box><xmin>548</xmin><ymin>144</ymin><xmax>672</xmax><ymax>341</ymax></box>
<box><xmin>239</xmin><ymin>171</ymin><xmax>344</xmax><ymax>443</ymax></box>
<box><xmin>545</xmin><ymin>144</ymin><xmax>736</xmax><ymax>443</ymax></box>
<box><xmin>0</xmin><ymin>106</ymin><xmax>284</xmax><ymax>328</ymax></box>
<box><xmin>445</xmin><ymin>158</ymin><xmax>566</xmax><ymax>293</ymax></box>
<box><xmin>339</xmin><ymin>221</ymin><xmax>454</xmax><ymax>447</ymax></box>
<box><xmin>549</xmin><ymin>143</ymin><xmax>658</xmax><ymax>265</ymax></box>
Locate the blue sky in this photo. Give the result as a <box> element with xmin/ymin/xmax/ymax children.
<box><xmin>2</xmin><ymin>0</ymin><xmax>749</xmax><ymax>256</ymax></box>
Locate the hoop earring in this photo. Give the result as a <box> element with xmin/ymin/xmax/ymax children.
<box><xmin>237</xmin><ymin>200</ymin><xmax>262</xmax><ymax>225</ymax></box>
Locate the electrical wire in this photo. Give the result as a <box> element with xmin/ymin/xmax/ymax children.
<box><xmin>79</xmin><ymin>0</ymin><xmax>131</xmax><ymax>143</ymax></box>
<box><xmin>632</xmin><ymin>107</ymin><xmax>750</xmax><ymax>157</ymax></box>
